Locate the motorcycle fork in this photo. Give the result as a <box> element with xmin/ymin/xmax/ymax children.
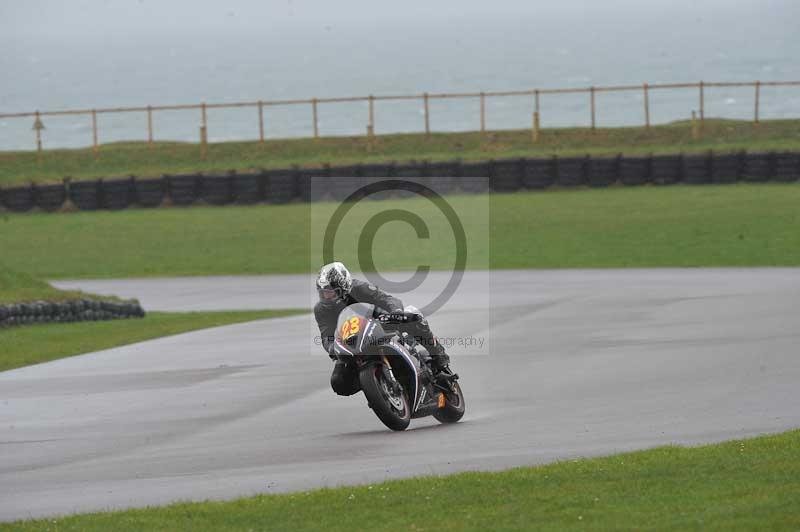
<box><xmin>381</xmin><ymin>355</ymin><xmax>402</xmax><ymax>394</ymax></box>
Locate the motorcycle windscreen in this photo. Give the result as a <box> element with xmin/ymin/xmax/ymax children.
<box><xmin>335</xmin><ymin>302</ymin><xmax>376</xmax><ymax>354</ymax></box>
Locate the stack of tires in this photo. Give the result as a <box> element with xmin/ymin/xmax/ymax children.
<box><xmin>1</xmin><ymin>150</ymin><xmax>799</xmax><ymax>215</ymax></box>
<box><xmin>0</xmin><ymin>299</ymin><xmax>145</xmax><ymax>328</ymax></box>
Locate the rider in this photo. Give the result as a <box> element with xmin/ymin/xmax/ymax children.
<box><xmin>314</xmin><ymin>261</ymin><xmax>451</xmax><ymax>396</ymax></box>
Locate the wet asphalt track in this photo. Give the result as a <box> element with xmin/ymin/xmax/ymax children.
<box><xmin>2</xmin><ymin>269</ymin><xmax>799</xmax><ymax>521</ymax></box>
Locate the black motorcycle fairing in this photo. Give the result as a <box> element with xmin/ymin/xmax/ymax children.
<box><xmin>332</xmin><ymin>302</ymin><xmax>456</xmax><ymax>422</ymax></box>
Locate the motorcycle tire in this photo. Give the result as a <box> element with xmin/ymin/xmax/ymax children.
<box><xmin>433</xmin><ymin>381</ymin><xmax>465</xmax><ymax>423</ymax></box>
<box><xmin>359</xmin><ymin>364</ymin><xmax>411</xmax><ymax>431</ymax></box>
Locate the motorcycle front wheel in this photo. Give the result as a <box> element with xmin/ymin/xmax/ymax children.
<box><xmin>433</xmin><ymin>381</ymin><xmax>465</xmax><ymax>423</ymax></box>
<box><xmin>359</xmin><ymin>364</ymin><xmax>411</xmax><ymax>431</ymax></box>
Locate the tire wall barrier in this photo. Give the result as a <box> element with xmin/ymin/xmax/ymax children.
<box><xmin>0</xmin><ymin>299</ymin><xmax>145</xmax><ymax>328</ymax></box>
<box><xmin>2</xmin><ymin>150</ymin><xmax>798</xmax><ymax>213</ymax></box>
<box><xmin>103</xmin><ymin>177</ymin><xmax>135</xmax><ymax>210</ymax></box>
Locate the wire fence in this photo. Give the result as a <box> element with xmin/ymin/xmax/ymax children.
<box><xmin>2</xmin><ymin>80</ymin><xmax>799</xmax><ymax>154</ymax></box>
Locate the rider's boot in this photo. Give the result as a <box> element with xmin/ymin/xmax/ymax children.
<box><xmin>428</xmin><ymin>340</ymin><xmax>457</xmax><ymax>383</ymax></box>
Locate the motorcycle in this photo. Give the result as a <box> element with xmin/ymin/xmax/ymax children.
<box><xmin>331</xmin><ymin>302</ymin><xmax>465</xmax><ymax>431</ymax></box>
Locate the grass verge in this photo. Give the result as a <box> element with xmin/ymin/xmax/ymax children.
<box><xmin>0</xmin><ymin>266</ymin><xmax>100</xmax><ymax>304</ymax></box>
<box><xmin>1</xmin><ymin>119</ymin><xmax>799</xmax><ymax>186</ymax></box>
<box><xmin>0</xmin><ymin>309</ymin><xmax>306</xmax><ymax>372</ymax></box>
<box><xmin>0</xmin><ymin>185</ymin><xmax>798</xmax><ymax>279</ymax></box>
<box><xmin>5</xmin><ymin>429</ymin><xmax>799</xmax><ymax>531</ymax></box>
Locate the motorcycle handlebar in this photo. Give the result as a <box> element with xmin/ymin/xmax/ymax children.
<box><xmin>376</xmin><ymin>311</ymin><xmax>422</xmax><ymax>324</ymax></box>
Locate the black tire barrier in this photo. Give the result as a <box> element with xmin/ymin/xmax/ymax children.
<box><xmin>134</xmin><ymin>177</ymin><xmax>165</xmax><ymax>207</ymax></box>
<box><xmin>69</xmin><ymin>179</ymin><xmax>102</xmax><ymax>210</ymax></box>
<box><xmin>360</xmin><ymin>163</ymin><xmax>394</xmax><ymax>178</ymax></box>
<box><xmin>556</xmin><ymin>156</ymin><xmax>587</xmax><ymax>187</ymax></box>
<box><xmin>231</xmin><ymin>171</ymin><xmax>263</xmax><ymax>204</ymax></box>
<box><xmin>264</xmin><ymin>169</ymin><xmax>297</xmax><ymax>204</ymax></box>
<box><xmin>490</xmin><ymin>158</ymin><xmax>524</xmax><ymax>192</ymax></box>
<box><xmin>742</xmin><ymin>152</ymin><xmax>773</xmax><ymax>183</ymax></box>
<box><xmin>328</xmin><ymin>164</ymin><xmax>361</xmax><ymax>178</ymax></box>
<box><xmin>361</xmin><ymin>162</ymin><xmax>398</xmax><ymax>201</ymax></box>
<box><xmin>428</xmin><ymin>160</ymin><xmax>460</xmax><ymax>178</ymax></box>
<box><xmin>710</xmin><ymin>151</ymin><xmax>742</xmax><ymax>184</ymax></box>
<box><xmin>101</xmin><ymin>177</ymin><xmax>135</xmax><ymax>210</ymax></box>
<box><xmin>359</xmin><ymin>163</ymin><xmax>396</xmax><ymax>200</ymax></box>
<box><xmin>774</xmin><ymin>152</ymin><xmax>800</xmax><ymax>183</ymax></box>
<box><xmin>651</xmin><ymin>154</ymin><xmax>683</xmax><ymax>185</ymax></box>
<box><xmin>361</xmin><ymin>175</ymin><xmax>401</xmax><ymax>200</ymax></box>
<box><xmin>522</xmin><ymin>156</ymin><xmax>556</xmax><ymax>189</ymax></box>
<box><xmin>619</xmin><ymin>155</ymin><xmax>651</xmax><ymax>186</ymax></box>
<box><xmin>0</xmin><ymin>298</ymin><xmax>145</xmax><ymax>329</ymax></box>
<box><xmin>459</xmin><ymin>161</ymin><xmax>490</xmax><ymax>193</ymax></box>
<box><xmin>389</xmin><ymin>163</ymin><xmax>428</xmax><ymax>199</ymax></box>
<box><xmin>200</xmin><ymin>173</ymin><xmax>234</xmax><ymax>205</ymax></box>
<box><xmin>427</xmin><ymin>172</ymin><xmax>459</xmax><ymax>195</ymax></box>
<box><xmin>587</xmin><ymin>156</ymin><xmax>619</xmax><ymax>187</ymax></box>
<box><xmin>35</xmin><ymin>183</ymin><xmax>67</xmax><ymax>211</ymax></box>
<box><xmin>2</xmin><ymin>185</ymin><xmax>36</xmax><ymax>212</ymax></box>
<box><xmin>328</xmin><ymin>176</ymin><xmax>364</xmax><ymax>201</ymax></box>
<box><xmin>297</xmin><ymin>167</ymin><xmax>327</xmax><ymax>202</ymax></box>
<box><xmin>413</xmin><ymin>163</ymin><xmax>456</xmax><ymax>195</ymax></box>
<box><xmin>327</xmin><ymin>166</ymin><xmax>362</xmax><ymax>200</ymax></box>
<box><xmin>391</xmin><ymin>163</ymin><xmax>436</xmax><ymax>199</ymax></box>
<box><xmin>5</xmin><ymin>150</ymin><xmax>800</xmax><ymax>215</ymax></box>
<box><xmin>392</xmin><ymin>161</ymin><xmax>427</xmax><ymax>179</ymax></box>
<box><xmin>166</xmin><ymin>174</ymin><xmax>201</xmax><ymax>206</ymax></box>
<box><xmin>683</xmin><ymin>152</ymin><xmax>711</xmax><ymax>184</ymax></box>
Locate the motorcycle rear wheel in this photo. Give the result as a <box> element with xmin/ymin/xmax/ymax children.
<box><xmin>359</xmin><ymin>365</ymin><xmax>411</xmax><ymax>431</ymax></box>
<box><xmin>433</xmin><ymin>381</ymin><xmax>465</xmax><ymax>423</ymax></box>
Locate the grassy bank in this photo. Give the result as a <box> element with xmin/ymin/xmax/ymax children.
<box><xmin>0</xmin><ymin>267</ymin><xmax>105</xmax><ymax>304</ymax></box>
<box><xmin>0</xmin><ymin>185</ymin><xmax>798</xmax><ymax>279</ymax></box>
<box><xmin>1</xmin><ymin>119</ymin><xmax>799</xmax><ymax>186</ymax></box>
<box><xmin>6</xmin><ymin>429</ymin><xmax>799</xmax><ymax>530</ymax></box>
<box><xmin>0</xmin><ymin>309</ymin><xmax>306</xmax><ymax>372</ymax></box>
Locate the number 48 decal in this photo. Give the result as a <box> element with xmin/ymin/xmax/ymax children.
<box><xmin>341</xmin><ymin>316</ymin><xmax>361</xmax><ymax>339</ymax></box>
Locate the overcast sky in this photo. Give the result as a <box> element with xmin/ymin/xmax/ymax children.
<box><xmin>3</xmin><ymin>0</ymin><xmax>797</xmax><ymax>39</ymax></box>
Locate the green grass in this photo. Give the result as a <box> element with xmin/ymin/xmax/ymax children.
<box><xmin>0</xmin><ymin>266</ymin><xmax>103</xmax><ymax>304</ymax></box>
<box><xmin>0</xmin><ymin>185</ymin><xmax>798</xmax><ymax>280</ymax></box>
<box><xmin>6</xmin><ymin>429</ymin><xmax>799</xmax><ymax>531</ymax></box>
<box><xmin>1</xmin><ymin>119</ymin><xmax>799</xmax><ymax>186</ymax></box>
<box><xmin>0</xmin><ymin>309</ymin><xmax>306</xmax><ymax>372</ymax></box>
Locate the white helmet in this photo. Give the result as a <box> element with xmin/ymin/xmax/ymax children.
<box><xmin>316</xmin><ymin>262</ymin><xmax>353</xmax><ymax>302</ymax></box>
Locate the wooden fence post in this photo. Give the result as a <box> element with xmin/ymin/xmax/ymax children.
<box><xmin>754</xmin><ymin>81</ymin><xmax>761</xmax><ymax>126</ymax></box>
<box><xmin>147</xmin><ymin>105</ymin><xmax>153</xmax><ymax>147</ymax></box>
<box><xmin>534</xmin><ymin>89</ymin><xmax>540</xmax><ymax>122</ymax></box>
<box><xmin>590</xmin><ymin>86</ymin><xmax>596</xmax><ymax>130</ymax></box>
<box><xmin>643</xmin><ymin>83</ymin><xmax>650</xmax><ymax>129</ymax></box>
<box><xmin>258</xmin><ymin>100</ymin><xmax>265</xmax><ymax>143</ymax></box>
<box><xmin>699</xmin><ymin>81</ymin><xmax>705</xmax><ymax>129</ymax></box>
<box><xmin>33</xmin><ymin>111</ymin><xmax>44</xmax><ymax>157</ymax></box>
<box><xmin>91</xmin><ymin>109</ymin><xmax>98</xmax><ymax>156</ymax></box>
<box><xmin>312</xmin><ymin>98</ymin><xmax>319</xmax><ymax>139</ymax></box>
<box><xmin>200</xmin><ymin>102</ymin><xmax>208</xmax><ymax>161</ymax></box>
<box><xmin>532</xmin><ymin>111</ymin><xmax>540</xmax><ymax>143</ymax></box>
<box><xmin>368</xmin><ymin>95</ymin><xmax>375</xmax><ymax>137</ymax></box>
<box><xmin>423</xmin><ymin>92</ymin><xmax>430</xmax><ymax>136</ymax></box>
<box><xmin>480</xmin><ymin>92</ymin><xmax>486</xmax><ymax>133</ymax></box>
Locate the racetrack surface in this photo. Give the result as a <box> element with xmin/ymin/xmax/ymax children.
<box><xmin>3</xmin><ymin>269</ymin><xmax>800</xmax><ymax>521</ymax></box>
